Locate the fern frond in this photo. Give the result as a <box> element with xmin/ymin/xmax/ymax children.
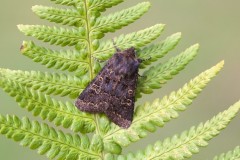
<box><xmin>50</xmin><ymin>0</ymin><xmax>82</xmax><ymax>6</ymax></box>
<box><xmin>114</xmin><ymin>24</ymin><xmax>165</xmax><ymax>48</ymax></box>
<box><xmin>136</xmin><ymin>44</ymin><xmax>199</xmax><ymax>98</ymax></box>
<box><xmin>103</xmin><ymin>61</ymin><xmax>224</xmax><ymax>150</ymax></box>
<box><xmin>89</xmin><ymin>0</ymin><xmax>124</xmax><ymax>12</ymax></box>
<box><xmin>0</xmin><ymin>115</ymin><xmax>102</xmax><ymax>159</ymax></box>
<box><xmin>20</xmin><ymin>41</ymin><xmax>89</xmax><ymax>73</ymax></box>
<box><xmin>18</xmin><ymin>25</ymin><xmax>86</xmax><ymax>46</ymax></box>
<box><xmin>93</xmin><ymin>2</ymin><xmax>151</xmax><ymax>33</ymax></box>
<box><xmin>139</xmin><ymin>32</ymin><xmax>182</xmax><ymax>68</ymax></box>
<box><xmin>0</xmin><ymin>68</ymin><xmax>87</xmax><ymax>98</ymax></box>
<box><xmin>1</xmin><ymin>0</ymin><xmax>236</xmax><ymax>158</ymax></box>
<box><xmin>119</xmin><ymin>100</ymin><xmax>240</xmax><ymax>160</ymax></box>
<box><xmin>94</xmin><ymin>24</ymin><xmax>165</xmax><ymax>60</ymax></box>
<box><xmin>0</xmin><ymin>79</ymin><xmax>95</xmax><ymax>133</ymax></box>
<box><xmin>213</xmin><ymin>146</ymin><xmax>240</xmax><ymax>160</ymax></box>
<box><xmin>32</xmin><ymin>5</ymin><xmax>84</xmax><ymax>26</ymax></box>
<box><xmin>50</xmin><ymin>0</ymin><xmax>123</xmax><ymax>11</ymax></box>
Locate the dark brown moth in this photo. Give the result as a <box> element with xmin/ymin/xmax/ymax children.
<box><xmin>75</xmin><ymin>47</ymin><xmax>142</xmax><ymax>128</ymax></box>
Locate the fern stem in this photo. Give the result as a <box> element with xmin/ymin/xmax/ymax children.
<box><xmin>82</xmin><ymin>0</ymin><xmax>99</xmax><ymax>131</ymax></box>
<box><xmin>82</xmin><ymin>0</ymin><xmax>103</xmax><ymax>158</ymax></box>
<box><xmin>82</xmin><ymin>1</ymin><xmax>94</xmax><ymax>80</ymax></box>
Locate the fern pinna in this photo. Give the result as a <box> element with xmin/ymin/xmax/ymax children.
<box><xmin>0</xmin><ymin>0</ymin><xmax>239</xmax><ymax>160</ymax></box>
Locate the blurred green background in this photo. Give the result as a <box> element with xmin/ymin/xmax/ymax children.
<box><xmin>0</xmin><ymin>0</ymin><xmax>240</xmax><ymax>159</ymax></box>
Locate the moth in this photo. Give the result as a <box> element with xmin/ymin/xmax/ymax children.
<box><xmin>75</xmin><ymin>47</ymin><xmax>142</xmax><ymax>128</ymax></box>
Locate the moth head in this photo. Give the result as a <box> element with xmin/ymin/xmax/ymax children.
<box><xmin>124</xmin><ymin>47</ymin><xmax>143</xmax><ymax>63</ymax></box>
<box><xmin>123</xmin><ymin>47</ymin><xmax>137</xmax><ymax>57</ymax></box>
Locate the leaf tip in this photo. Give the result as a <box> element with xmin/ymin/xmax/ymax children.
<box><xmin>193</xmin><ymin>43</ymin><xmax>200</xmax><ymax>49</ymax></box>
<box><xmin>173</xmin><ymin>32</ymin><xmax>182</xmax><ymax>37</ymax></box>
<box><xmin>17</xmin><ymin>24</ymin><xmax>28</xmax><ymax>32</ymax></box>
<box><xmin>31</xmin><ymin>5</ymin><xmax>40</xmax><ymax>12</ymax></box>
<box><xmin>233</xmin><ymin>100</ymin><xmax>240</xmax><ymax>111</ymax></box>
<box><xmin>218</xmin><ymin>60</ymin><xmax>225</xmax><ymax>67</ymax></box>
<box><xmin>143</xmin><ymin>1</ymin><xmax>151</xmax><ymax>8</ymax></box>
<box><xmin>17</xmin><ymin>24</ymin><xmax>23</xmax><ymax>30</ymax></box>
<box><xmin>169</xmin><ymin>32</ymin><xmax>182</xmax><ymax>42</ymax></box>
<box><xmin>187</xmin><ymin>43</ymin><xmax>200</xmax><ymax>55</ymax></box>
<box><xmin>20</xmin><ymin>41</ymin><xmax>27</xmax><ymax>53</ymax></box>
<box><xmin>208</xmin><ymin>60</ymin><xmax>225</xmax><ymax>76</ymax></box>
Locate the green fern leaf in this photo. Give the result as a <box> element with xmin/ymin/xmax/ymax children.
<box><xmin>138</xmin><ymin>32</ymin><xmax>182</xmax><ymax>68</ymax></box>
<box><xmin>0</xmin><ymin>68</ymin><xmax>87</xmax><ymax>98</ymax></box>
<box><xmin>136</xmin><ymin>44</ymin><xmax>199</xmax><ymax>98</ymax></box>
<box><xmin>18</xmin><ymin>25</ymin><xmax>86</xmax><ymax>46</ymax></box>
<box><xmin>50</xmin><ymin>0</ymin><xmax>82</xmax><ymax>6</ymax></box>
<box><xmin>32</xmin><ymin>5</ymin><xmax>84</xmax><ymax>26</ymax></box>
<box><xmin>90</xmin><ymin>134</ymin><xmax>104</xmax><ymax>154</ymax></box>
<box><xmin>119</xmin><ymin>100</ymin><xmax>240</xmax><ymax>160</ymax></box>
<box><xmin>103</xmin><ymin>61</ymin><xmax>224</xmax><ymax>150</ymax></box>
<box><xmin>213</xmin><ymin>146</ymin><xmax>240</xmax><ymax>160</ymax></box>
<box><xmin>20</xmin><ymin>41</ymin><xmax>89</xmax><ymax>74</ymax></box>
<box><xmin>93</xmin><ymin>2</ymin><xmax>151</xmax><ymax>33</ymax></box>
<box><xmin>50</xmin><ymin>0</ymin><xmax>124</xmax><ymax>11</ymax></box>
<box><xmin>0</xmin><ymin>115</ymin><xmax>102</xmax><ymax>159</ymax></box>
<box><xmin>0</xmin><ymin>79</ymin><xmax>95</xmax><ymax>133</ymax></box>
<box><xmin>94</xmin><ymin>24</ymin><xmax>165</xmax><ymax>60</ymax></box>
<box><xmin>114</xmin><ymin>24</ymin><xmax>165</xmax><ymax>48</ymax></box>
<box><xmin>89</xmin><ymin>0</ymin><xmax>124</xmax><ymax>12</ymax></box>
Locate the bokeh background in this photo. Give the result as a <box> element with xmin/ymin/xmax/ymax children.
<box><xmin>0</xmin><ymin>0</ymin><xmax>240</xmax><ymax>159</ymax></box>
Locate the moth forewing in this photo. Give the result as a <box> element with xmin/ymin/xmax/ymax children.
<box><xmin>75</xmin><ymin>47</ymin><xmax>141</xmax><ymax>128</ymax></box>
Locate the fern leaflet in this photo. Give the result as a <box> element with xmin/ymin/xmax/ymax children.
<box><xmin>103</xmin><ymin>61</ymin><xmax>224</xmax><ymax>151</ymax></box>
<box><xmin>213</xmin><ymin>146</ymin><xmax>240</xmax><ymax>160</ymax></box>
<box><xmin>0</xmin><ymin>115</ymin><xmax>102</xmax><ymax>159</ymax></box>
<box><xmin>119</xmin><ymin>100</ymin><xmax>240</xmax><ymax>160</ymax></box>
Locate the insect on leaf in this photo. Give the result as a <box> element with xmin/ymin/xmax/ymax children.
<box><xmin>75</xmin><ymin>47</ymin><xmax>141</xmax><ymax>128</ymax></box>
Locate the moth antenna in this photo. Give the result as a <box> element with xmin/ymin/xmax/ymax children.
<box><xmin>112</xmin><ymin>39</ymin><xmax>121</xmax><ymax>52</ymax></box>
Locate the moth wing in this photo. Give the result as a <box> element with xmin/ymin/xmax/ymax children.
<box><xmin>75</xmin><ymin>52</ymin><xmax>123</xmax><ymax>113</ymax></box>
<box><xmin>75</xmin><ymin>50</ymin><xmax>140</xmax><ymax>128</ymax></box>
<box><xmin>75</xmin><ymin>65</ymin><xmax>110</xmax><ymax>113</ymax></box>
<box><xmin>104</xmin><ymin>74</ymin><xmax>138</xmax><ymax>128</ymax></box>
<box><xmin>105</xmin><ymin>99</ymin><xmax>134</xmax><ymax>128</ymax></box>
<box><xmin>75</xmin><ymin>90</ymin><xmax>108</xmax><ymax>113</ymax></box>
